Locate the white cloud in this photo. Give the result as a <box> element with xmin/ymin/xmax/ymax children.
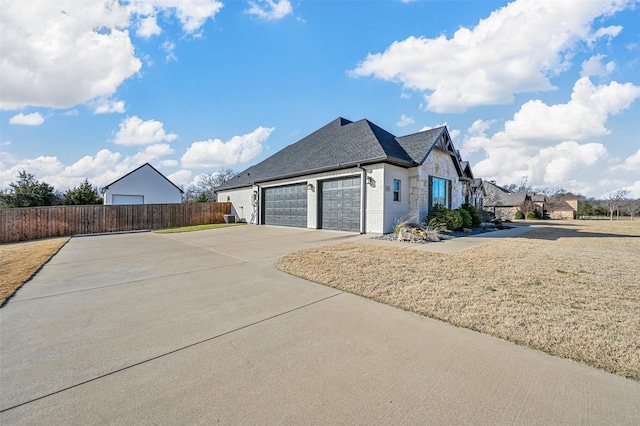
<box><xmin>587</xmin><ymin>25</ymin><xmax>623</xmax><ymax>44</ymax></box>
<box><xmin>9</xmin><ymin>112</ymin><xmax>45</xmax><ymax>126</ymax></box>
<box><xmin>527</xmin><ymin>141</ymin><xmax>608</xmax><ymax>187</ymax></box>
<box><xmin>92</xmin><ymin>98</ymin><xmax>126</xmax><ymax>114</ymax></box>
<box><xmin>622</xmin><ymin>180</ymin><xmax>640</xmax><ymax>198</ymax></box>
<box><xmin>396</xmin><ymin>114</ymin><xmax>415</xmax><ymax>127</ymax></box>
<box><xmin>128</xmin><ymin>0</ymin><xmax>224</xmax><ymax>34</ymax></box>
<box><xmin>580</xmin><ymin>54</ymin><xmax>616</xmax><ymax>77</ymax></box>
<box><xmin>161</xmin><ymin>40</ymin><xmax>177</xmax><ymax>62</ymax></box>
<box><xmin>136</xmin><ymin>16</ymin><xmax>162</xmax><ymax>38</ymax></box>
<box><xmin>113</xmin><ymin>116</ymin><xmax>178</xmax><ymax>146</ymax></box>
<box><xmin>160</xmin><ymin>159</ymin><xmax>179</xmax><ymax>168</ymax></box>
<box><xmin>167</xmin><ymin>169</ymin><xmax>192</xmax><ymax>187</ymax></box>
<box><xmin>468</xmin><ymin>119</ymin><xmax>494</xmax><ymax>136</ymax></box>
<box><xmin>501</xmin><ymin>77</ymin><xmax>640</xmax><ymax>144</ymax></box>
<box><xmin>181</xmin><ymin>126</ymin><xmax>275</xmax><ymax>168</ymax></box>
<box><xmin>612</xmin><ymin>149</ymin><xmax>640</xmax><ymax>172</ymax></box>
<box><xmin>143</xmin><ymin>143</ymin><xmax>174</xmax><ymax>157</ymax></box>
<box><xmin>461</xmin><ymin>76</ymin><xmax>640</xmax><ymax>195</ymax></box>
<box><xmin>350</xmin><ymin>0</ymin><xmax>633</xmax><ymax>112</ymax></box>
<box><xmin>0</xmin><ymin>1</ymin><xmax>140</xmax><ymax>110</ymax></box>
<box><xmin>246</xmin><ymin>0</ymin><xmax>293</xmax><ymax>20</ymax></box>
<box><xmin>0</xmin><ymin>0</ymin><xmax>222</xmax><ymax>111</ymax></box>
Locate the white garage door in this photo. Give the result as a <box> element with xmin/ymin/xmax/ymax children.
<box><xmin>112</xmin><ymin>195</ymin><xmax>144</xmax><ymax>205</ymax></box>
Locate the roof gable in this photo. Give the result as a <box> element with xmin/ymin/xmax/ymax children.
<box><xmin>546</xmin><ymin>199</ymin><xmax>575</xmax><ymax>212</ymax></box>
<box><xmin>561</xmin><ymin>192</ymin><xmax>578</xmax><ymax>201</ymax></box>
<box><xmin>102</xmin><ymin>163</ymin><xmax>184</xmax><ymax>193</ymax></box>
<box><xmin>394</xmin><ymin>127</ymin><xmax>445</xmax><ymax>164</ymax></box>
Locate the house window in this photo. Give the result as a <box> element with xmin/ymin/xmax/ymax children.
<box><xmin>393</xmin><ymin>180</ymin><xmax>401</xmax><ymax>202</ymax></box>
<box><xmin>431</xmin><ymin>177</ymin><xmax>449</xmax><ymax>208</ymax></box>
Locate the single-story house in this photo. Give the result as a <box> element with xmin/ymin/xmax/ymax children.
<box><xmin>483</xmin><ymin>181</ymin><xmax>546</xmax><ymax>220</ymax></box>
<box><xmin>546</xmin><ymin>193</ymin><xmax>579</xmax><ymax>219</ymax></box>
<box><xmin>216</xmin><ymin>117</ymin><xmax>481</xmax><ymax>234</ymax></box>
<box><xmin>102</xmin><ymin>163</ymin><xmax>183</xmax><ymax>205</ymax></box>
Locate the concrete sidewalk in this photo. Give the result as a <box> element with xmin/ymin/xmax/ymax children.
<box><xmin>1</xmin><ymin>225</ymin><xmax>639</xmax><ymax>424</ymax></box>
<box><xmin>358</xmin><ymin>223</ymin><xmax>537</xmax><ymax>254</ymax></box>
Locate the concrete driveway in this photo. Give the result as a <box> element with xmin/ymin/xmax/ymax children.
<box><xmin>1</xmin><ymin>225</ymin><xmax>639</xmax><ymax>424</ymax></box>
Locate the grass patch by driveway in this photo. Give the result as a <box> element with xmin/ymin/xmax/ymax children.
<box><xmin>276</xmin><ymin>220</ymin><xmax>640</xmax><ymax>380</ymax></box>
<box><xmin>0</xmin><ymin>237</ymin><xmax>69</xmax><ymax>306</ymax></box>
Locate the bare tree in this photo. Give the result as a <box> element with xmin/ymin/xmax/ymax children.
<box><xmin>603</xmin><ymin>189</ymin><xmax>629</xmax><ymax>220</ymax></box>
<box><xmin>533</xmin><ymin>187</ymin><xmax>567</xmax><ymax>200</ymax></box>
<box><xmin>183</xmin><ymin>168</ymin><xmax>237</xmax><ymax>202</ymax></box>
<box><xmin>622</xmin><ymin>198</ymin><xmax>640</xmax><ymax>220</ymax></box>
<box><xmin>504</xmin><ymin>177</ymin><xmax>532</xmax><ymax>193</ymax></box>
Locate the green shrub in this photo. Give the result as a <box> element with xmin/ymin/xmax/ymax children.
<box><xmin>427</xmin><ymin>205</ymin><xmax>449</xmax><ymax>227</ymax></box>
<box><xmin>526</xmin><ymin>210</ymin><xmax>539</xmax><ymax>220</ymax></box>
<box><xmin>461</xmin><ymin>203</ymin><xmax>482</xmax><ymax>227</ymax></box>
<box><xmin>427</xmin><ymin>206</ymin><xmax>463</xmax><ymax>230</ymax></box>
<box><xmin>444</xmin><ymin>210</ymin><xmax>463</xmax><ymax>231</ymax></box>
<box><xmin>514</xmin><ymin>210</ymin><xmax>525</xmax><ymax>220</ymax></box>
<box><xmin>456</xmin><ymin>208</ymin><xmax>473</xmax><ymax>229</ymax></box>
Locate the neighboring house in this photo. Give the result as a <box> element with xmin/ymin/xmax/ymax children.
<box><xmin>546</xmin><ymin>193</ymin><xmax>579</xmax><ymax>219</ymax></box>
<box><xmin>483</xmin><ymin>181</ymin><xmax>545</xmax><ymax>220</ymax></box>
<box><xmin>216</xmin><ymin>117</ymin><xmax>480</xmax><ymax>234</ymax></box>
<box><xmin>483</xmin><ymin>182</ymin><xmax>579</xmax><ymax>220</ymax></box>
<box><xmin>102</xmin><ymin>163</ymin><xmax>183</xmax><ymax>205</ymax></box>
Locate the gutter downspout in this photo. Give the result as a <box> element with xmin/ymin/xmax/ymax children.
<box><xmin>358</xmin><ymin>163</ymin><xmax>367</xmax><ymax>234</ymax></box>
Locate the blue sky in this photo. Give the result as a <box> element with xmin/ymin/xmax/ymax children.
<box><xmin>1</xmin><ymin>0</ymin><xmax>639</xmax><ymax>198</ymax></box>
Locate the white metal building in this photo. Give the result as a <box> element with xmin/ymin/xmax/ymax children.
<box><xmin>102</xmin><ymin>163</ymin><xmax>183</xmax><ymax>205</ymax></box>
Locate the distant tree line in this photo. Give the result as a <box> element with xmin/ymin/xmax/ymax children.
<box><xmin>0</xmin><ymin>171</ymin><xmax>102</xmax><ymax>208</ymax></box>
<box><xmin>501</xmin><ymin>178</ymin><xmax>640</xmax><ymax>220</ymax></box>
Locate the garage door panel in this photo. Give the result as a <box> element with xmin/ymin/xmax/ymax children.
<box><xmin>264</xmin><ymin>184</ymin><xmax>307</xmax><ymax>228</ymax></box>
<box><xmin>112</xmin><ymin>195</ymin><xmax>144</xmax><ymax>205</ymax></box>
<box><xmin>321</xmin><ymin>177</ymin><xmax>361</xmax><ymax>232</ymax></box>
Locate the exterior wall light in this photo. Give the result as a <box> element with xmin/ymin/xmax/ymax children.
<box><xmin>366</xmin><ymin>176</ymin><xmax>375</xmax><ymax>187</ymax></box>
<box><xmin>307</xmin><ymin>183</ymin><xmax>315</xmax><ymax>191</ymax></box>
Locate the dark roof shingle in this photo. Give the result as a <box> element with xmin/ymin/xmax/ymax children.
<box><xmin>218</xmin><ymin>118</ymin><xmax>454</xmax><ymax>190</ymax></box>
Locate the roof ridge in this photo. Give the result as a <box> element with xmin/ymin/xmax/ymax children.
<box><xmin>102</xmin><ymin>162</ymin><xmax>184</xmax><ymax>193</ymax></box>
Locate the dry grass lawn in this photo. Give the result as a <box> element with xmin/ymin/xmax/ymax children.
<box><xmin>0</xmin><ymin>237</ymin><xmax>69</xmax><ymax>306</ymax></box>
<box><xmin>276</xmin><ymin>220</ymin><xmax>640</xmax><ymax>380</ymax></box>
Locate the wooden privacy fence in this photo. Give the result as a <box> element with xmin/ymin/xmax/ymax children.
<box><xmin>0</xmin><ymin>202</ymin><xmax>232</xmax><ymax>243</ymax></box>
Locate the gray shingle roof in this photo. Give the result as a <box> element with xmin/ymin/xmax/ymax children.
<box><xmin>546</xmin><ymin>199</ymin><xmax>575</xmax><ymax>212</ymax></box>
<box><xmin>218</xmin><ymin>118</ymin><xmax>451</xmax><ymax>191</ymax></box>
<box><xmin>483</xmin><ymin>181</ymin><xmax>550</xmax><ymax>207</ymax></box>
<box><xmin>395</xmin><ymin>127</ymin><xmax>445</xmax><ymax>163</ymax></box>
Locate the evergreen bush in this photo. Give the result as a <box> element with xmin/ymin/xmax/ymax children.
<box><xmin>426</xmin><ymin>205</ymin><xmax>449</xmax><ymax>227</ymax></box>
<box><xmin>514</xmin><ymin>210</ymin><xmax>525</xmax><ymax>220</ymax></box>
<box><xmin>456</xmin><ymin>208</ymin><xmax>473</xmax><ymax>229</ymax></box>
<box><xmin>445</xmin><ymin>210</ymin><xmax>464</xmax><ymax>230</ymax></box>
<box><xmin>461</xmin><ymin>203</ymin><xmax>482</xmax><ymax>227</ymax></box>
